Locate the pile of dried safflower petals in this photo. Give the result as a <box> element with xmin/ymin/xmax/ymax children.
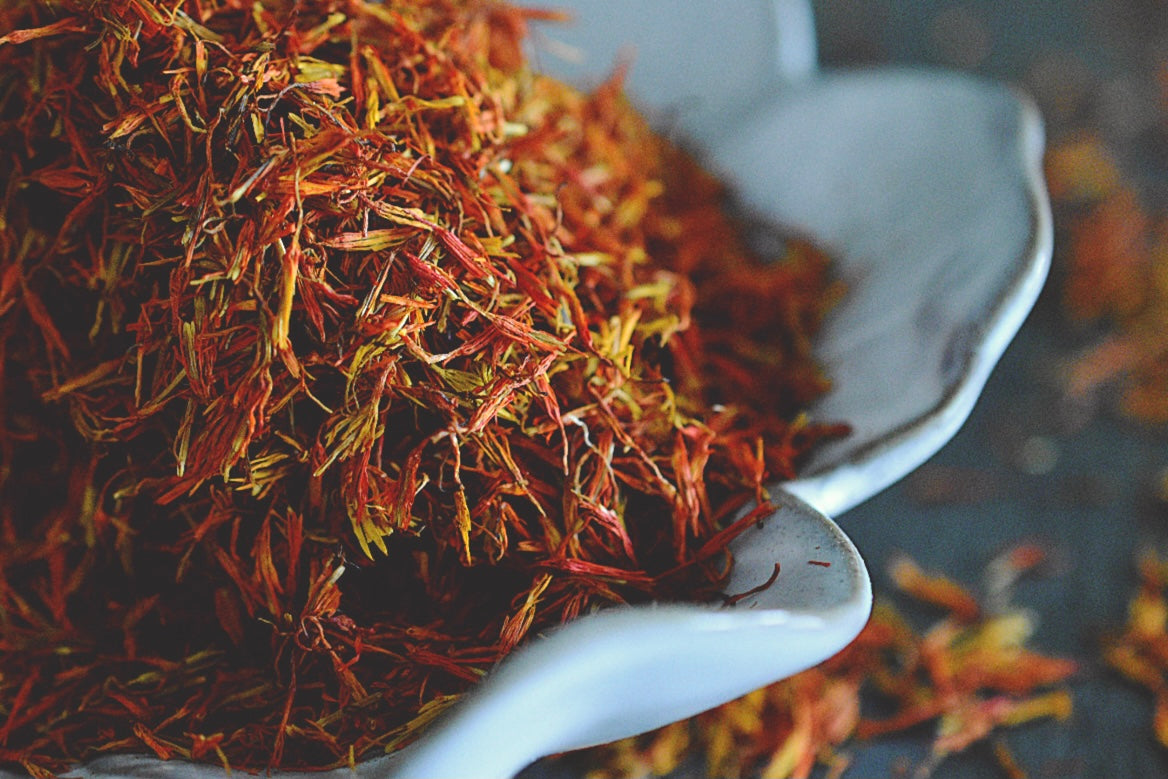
<box><xmin>571</xmin><ymin>545</ymin><xmax>1076</xmax><ymax>779</ymax></box>
<box><xmin>0</xmin><ymin>0</ymin><xmax>847</xmax><ymax>771</ymax></box>
<box><xmin>1104</xmin><ymin>551</ymin><xmax>1168</xmax><ymax>749</ymax></box>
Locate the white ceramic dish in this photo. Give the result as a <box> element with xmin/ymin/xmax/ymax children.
<box><xmin>16</xmin><ymin>3</ymin><xmax>1051</xmax><ymax>778</ymax></box>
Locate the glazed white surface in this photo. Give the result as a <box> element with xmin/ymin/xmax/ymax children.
<box><xmin>719</xmin><ymin>72</ymin><xmax>1052</xmax><ymax>518</ymax></box>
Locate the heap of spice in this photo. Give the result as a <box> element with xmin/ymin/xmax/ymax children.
<box><xmin>0</xmin><ymin>0</ymin><xmax>845</xmax><ymax>772</ymax></box>
<box><xmin>575</xmin><ymin>546</ymin><xmax>1076</xmax><ymax>779</ymax></box>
